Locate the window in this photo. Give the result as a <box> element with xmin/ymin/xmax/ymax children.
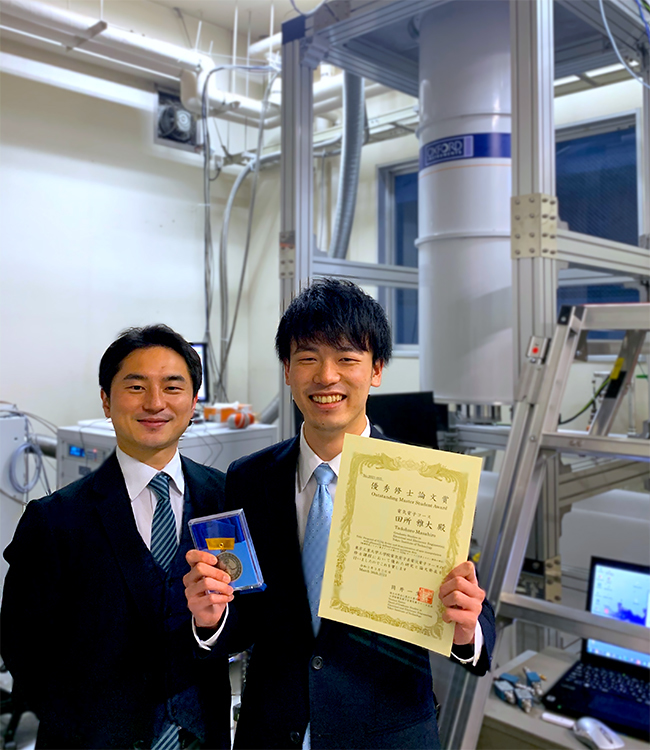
<box><xmin>556</xmin><ymin>114</ymin><xmax>642</xmax><ymax>338</ymax></box>
<box><xmin>556</xmin><ymin>114</ymin><xmax>640</xmax><ymax>246</ymax></box>
<box><xmin>378</xmin><ymin>160</ymin><xmax>419</xmax><ymax>349</ymax></box>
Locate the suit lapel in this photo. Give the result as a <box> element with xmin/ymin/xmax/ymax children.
<box><xmin>170</xmin><ymin>459</ymin><xmax>208</xmax><ymax>578</ymax></box>
<box><xmin>267</xmin><ymin>438</ymin><xmax>315</xmax><ymax>636</ymax></box>
<box><xmin>267</xmin><ymin>437</ymin><xmax>303</xmax><ymax>564</ymax></box>
<box><xmin>91</xmin><ymin>454</ymin><xmax>165</xmax><ymax>621</ymax></box>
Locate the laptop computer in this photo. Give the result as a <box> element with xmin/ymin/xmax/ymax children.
<box><xmin>542</xmin><ymin>556</ymin><xmax>650</xmax><ymax>740</ymax></box>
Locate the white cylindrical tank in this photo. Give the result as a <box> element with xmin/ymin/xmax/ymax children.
<box><xmin>417</xmin><ymin>1</ymin><xmax>513</xmax><ymax>404</ymax></box>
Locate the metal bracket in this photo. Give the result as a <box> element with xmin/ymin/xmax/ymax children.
<box><xmin>279</xmin><ymin>231</ymin><xmax>296</xmax><ymax>279</ymax></box>
<box><xmin>544</xmin><ymin>556</ymin><xmax>562</xmax><ymax>603</ymax></box>
<box><xmin>65</xmin><ymin>20</ymin><xmax>108</xmax><ymax>51</ymax></box>
<box><xmin>511</xmin><ymin>193</ymin><xmax>559</xmax><ymax>258</ymax></box>
<box><xmin>300</xmin><ymin>36</ymin><xmax>330</xmax><ymax>69</ymax></box>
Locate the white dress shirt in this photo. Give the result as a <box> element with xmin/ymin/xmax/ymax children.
<box><xmin>115</xmin><ymin>447</ymin><xmax>184</xmax><ymax>547</ymax></box>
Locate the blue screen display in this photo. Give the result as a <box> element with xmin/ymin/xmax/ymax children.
<box><xmin>587</xmin><ymin>562</ymin><xmax>650</xmax><ymax>668</ymax></box>
<box><xmin>69</xmin><ymin>445</ymin><xmax>85</xmax><ymax>458</ymax></box>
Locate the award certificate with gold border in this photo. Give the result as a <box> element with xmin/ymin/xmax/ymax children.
<box><xmin>319</xmin><ymin>434</ymin><xmax>482</xmax><ymax>655</ymax></box>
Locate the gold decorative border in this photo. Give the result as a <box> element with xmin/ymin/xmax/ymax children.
<box><xmin>329</xmin><ymin>452</ymin><xmax>469</xmax><ymax>639</ymax></box>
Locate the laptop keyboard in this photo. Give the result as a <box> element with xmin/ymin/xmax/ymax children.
<box><xmin>566</xmin><ymin>663</ymin><xmax>650</xmax><ymax>703</ymax></box>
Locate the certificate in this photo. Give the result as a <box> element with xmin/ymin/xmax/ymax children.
<box><xmin>319</xmin><ymin>434</ymin><xmax>482</xmax><ymax>655</ymax></box>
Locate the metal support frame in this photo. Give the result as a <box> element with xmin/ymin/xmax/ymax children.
<box><xmin>642</xmin><ymin>52</ymin><xmax>650</xmax><ymax>248</ymax></box>
<box><xmin>279</xmin><ymin>32</ymin><xmax>318</xmax><ymax>440</ymax></box>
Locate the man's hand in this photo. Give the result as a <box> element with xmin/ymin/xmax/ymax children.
<box><xmin>438</xmin><ymin>561</ymin><xmax>485</xmax><ymax>645</ymax></box>
<box><xmin>184</xmin><ymin>550</ymin><xmax>235</xmax><ymax>629</ymax></box>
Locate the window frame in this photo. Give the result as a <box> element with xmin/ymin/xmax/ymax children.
<box><xmin>377</xmin><ymin>157</ymin><xmax>419</xmax><ymax>357</ymax></box>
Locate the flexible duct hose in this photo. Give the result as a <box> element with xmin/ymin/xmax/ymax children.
<box><xmin>328</xmin><ymin>72</ymin><xmax>365</xmax><ymax>259</ymax></box>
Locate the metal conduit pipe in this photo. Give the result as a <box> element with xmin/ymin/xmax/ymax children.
<box><xmin>258</xmin><ymin>395</ymin><xmax>279</xmax><ymax>424</ymax></box>
<box><xmin>34</xmin><ymin>434</ymin><xmax>57</xmax><ymax>458</ymax></box>
<box><xmin>1</xmin><ymin>0</ymin><xmax>203</xmax><ymax>72</ymax></box>
<box><xmin>328</xmin><ymin>71</ymin><xmax>365</xmax><ymax>259</ymax></box>
<box><xmin>1</xmin><ymin>1</ymin><xmax>389</xmax><ymax>131</ymax></box>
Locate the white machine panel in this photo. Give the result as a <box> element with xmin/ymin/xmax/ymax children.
<box><xmin>0</xmin><ymin>415</ymin><xmax>28</xmax><ymax>600</ymax></box>
<box><xmin>57</xmin><ymin>419</ymin><xmax>278</xmax><ymax>489</ymax></box>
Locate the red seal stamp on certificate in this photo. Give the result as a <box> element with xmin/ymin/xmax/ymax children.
<box><xmin>417</xmin><ymin>587</ymin><xmax>434</xmax><ymax>604</ymax></box>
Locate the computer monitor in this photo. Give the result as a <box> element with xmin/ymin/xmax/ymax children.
<box><xmin>585</xmin><ymin>556</ymin><xmax>650</xmax><ymax>669</ymax></box>
<box><xmin>190</xmin><ymin>342</ymin><xmax>209</xmax><ymax>403</ymax></box>
<box><xmin>366</xmin><ymin>392</ymin><xmax>445</xmax><ymax>449</ymax></box>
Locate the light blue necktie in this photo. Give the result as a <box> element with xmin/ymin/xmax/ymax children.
<box><xmin>302</xmin><ymin>463</ymin><xmax>336</xmax><ymax>635</ymax></box>
<box><xmin>151</xmin><ymin>722</ymin><xmax>179</xmax><ymax>750</ymax></box>
<box><xmin>149</xmin><ymin>472</ymin><xmax>177</xmax><ymax>571</ymax></box>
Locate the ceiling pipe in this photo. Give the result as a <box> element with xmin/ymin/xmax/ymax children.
<box><xmin>248</xmin><ymin>32</ymin><xmax>282</xmax><ymax>58</ymax></box>
<box><xmin>1</xmin><ymin>0</ymin><xmax>203</xmax><ymax>72</ymax></box>
<box><xmin>0</xmin><ymin>0</ymin><xmax>392</xmax><ymax>130</ymax></box>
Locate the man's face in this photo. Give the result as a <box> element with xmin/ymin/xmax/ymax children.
<box><xmin>284</xmin><ymin>339</ymin><xmax>383</xmax><ymax>444</ymax></box>
<box><xmin>101</xmin><ymin>346</ymin><xmax>197</xmax><ymax>468</ymax></box>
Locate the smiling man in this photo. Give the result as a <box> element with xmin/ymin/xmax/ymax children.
<box><xmin>1</xmin><ymin>325</ymin><xmax>232</xmax><ymax>750</ymax></box>
<box><xmin>184</xmin><ymin>279</ymin><xmax>496</xmax><ymax>750</ymax></box>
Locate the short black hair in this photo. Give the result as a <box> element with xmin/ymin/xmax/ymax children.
<box><xmin>275</xmin><ymin>278</ymin><xmax>392</xmax><ymax>365</ymax></box>
<box><xmin>99</xmin><ymin>324</ymin><xmax>202</xmax><ymax>398</ymax></box>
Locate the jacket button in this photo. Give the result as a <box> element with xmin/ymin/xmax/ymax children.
<box><xmin>311</xmin><ymin>655</ymin><xmax>324</xmax><ymax>670</ymax></box>
<box><xmin>134</xmin><ymin>741</ymin><xmax>145</xmax><ymax>749</ymax></box>
<box><xmin>289</xmin><ymin>731</ymin><xmax>301</xmax><ymax>745</ymax></box>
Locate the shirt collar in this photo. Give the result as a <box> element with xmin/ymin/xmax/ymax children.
<box><xmin>297</xmin><ymin>418</ymin><xmax>370</xmax><ymax>493</ymax></box>
<box><xmin>116</xmin><ymin>447</ymin><xmax>185</xmax><ymax>501</ymax></box>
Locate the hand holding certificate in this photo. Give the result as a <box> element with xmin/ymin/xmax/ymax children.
<box><xmin>319</xmin><ymin>435</ymin><xmax>483</xmax><ymax>656</ymax></box>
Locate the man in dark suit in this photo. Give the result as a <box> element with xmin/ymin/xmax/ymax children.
<box><xmin>1</xmin><ymin>325</ymin><xmax>232</xmax><ymax>749</ymax></box>
<box><xmin>184</xmin><ymin>280</ymin><xmax>496</xmax><ymax>749</ymax></box>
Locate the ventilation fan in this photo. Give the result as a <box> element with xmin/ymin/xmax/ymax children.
<box><xmin>156</xmin><ymin>92</ymin><xmax>197</xmax><ymax>147</ymax></box>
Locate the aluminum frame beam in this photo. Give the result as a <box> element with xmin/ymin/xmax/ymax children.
<box><xmin>556</xmin><ymin>229</ymin><xmax>650</xmax><ymax>277</ymax></box>
<box><xmin>279</xmin><ymin>34</ymin><xmax>316</xmax><ymax>440</ymax></box>
<box><xmin>312</xmin><ymin>256</ymin><xmax>419</xmax><ymax>289</ymax></box>
<box><xmin>499</xmin><ymin>593</ymin><xmax>650</xmax><ymax>653</ymax></box>
<box><xmin>556</xmin><ymin>0</ymin><xmax>649</xmax><ymax>59</ymax></box>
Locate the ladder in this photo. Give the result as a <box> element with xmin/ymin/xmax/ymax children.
<box><xmin>440</xmin><ymin>302</ymin><xmax>650</xmax><ymax>748</ymax></box>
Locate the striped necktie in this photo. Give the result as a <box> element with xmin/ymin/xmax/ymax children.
<box><xmin>151</xmin><ymin>722</ymin><xmax>179</xmax><ymax>750</ymax></box>
<box><xmin>302</xmin><ymin>463</ymin><xmax>336</xmax><ymax>635</ymax></box>
<box><xmin>148</xmin><ymin>473</ymin><xmax>180</xmax><ymax>750</ymax></box>
<box><xmin>148</xmin><ymin>472</ymin><xmax>177</xmax><ymax>571</ymax></box>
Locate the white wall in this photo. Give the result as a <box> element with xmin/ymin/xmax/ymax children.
<box><xmin>0</xmin><ymin>0</ymin><xmax>260</xmax><ymax>428</ymax></box>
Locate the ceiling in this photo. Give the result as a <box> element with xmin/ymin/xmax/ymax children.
<box><xmin>148</xmin><ymin>0</ymin><xmax>309</xmax><ymax>40</ymax></box>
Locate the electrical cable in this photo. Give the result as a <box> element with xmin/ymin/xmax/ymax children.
<box><xmin>0</xmin><ymin>402</ymin><xmax>58</xmax><ymax>434</ymax></box>
<box><xmin>8</xmin><ymin>431</ymin><xmax>45</xmax><ymax>494</ymax></box>
<box><xmin>598</xmin><ymin>0</ymin><xmax>650</xmax><ymax>91</ymax></box>
<box><xmin>290</xmin><ymin>0</ymin><xmax>329</xmax><ymax>18</ymax></box>
<box><xmin>216</xmin><ymin>71</ymin><xmax>280</xmax><ymax>400</ymax></box>
<box><xmin>199</xmin><ymin>63</ymin><xmax>276</xmax><ymax>402</ymax></box>
<box><xmin>558</xmin><ymin>377</ymin><xmax>611</xmax><ymax>426</ymax></box>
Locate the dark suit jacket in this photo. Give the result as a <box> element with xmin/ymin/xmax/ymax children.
<box><xmin>1</xmin><ymin>453</ymin><xmax>231</xmax><ymax>750</ymax></box>
<box><xmin>224</xmin><ymin>429</ymin><xmax>496</xmax><ymax>750</ymax></box>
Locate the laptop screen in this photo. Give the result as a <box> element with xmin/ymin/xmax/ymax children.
<box><xmin>586</xmin><ymin>556</ymin><xmax>650</xmax><ymax>669</ymax></box>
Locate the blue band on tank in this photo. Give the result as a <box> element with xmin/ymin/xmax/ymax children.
<box><xmin>419</xmin><ymin>133</ymin><xmax>511</xmax><ymax>169</ymax></box>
